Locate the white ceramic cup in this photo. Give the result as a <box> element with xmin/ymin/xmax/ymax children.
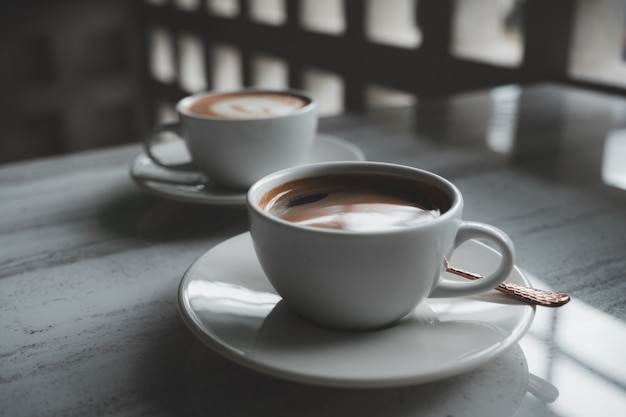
<box><xmin>144</xmin><ymin>88</ymin><xmax>317</xmax><ymax>190</ymax></box>
<box><xmin>247</xmin><ymin>161</ymin><xmax>516</xmax><ymax>330</ymax></box>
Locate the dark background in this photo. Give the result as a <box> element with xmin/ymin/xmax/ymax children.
<box><xmin>1</xmin><ymin>0</ymin><xmax>624</xmax><ymax>165</ymax></box>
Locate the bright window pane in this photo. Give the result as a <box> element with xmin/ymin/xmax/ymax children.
<box><xmin>149</xmin><ymin>27</ymin><xmax>176</xmax><ymax>83</ymax></box>
<box><xmin>207</xmin><ymin>0</ymin><xmax>239</xmax><ymax>18</ymax></box>
<box><xmin>301</xmin><ymin>0</ymin><xmax>346</xmax><ymax>35</ymax></box>
<box><xmin>250</xmin><ymin>0</ymin><xmax>287</xmax><ymax>26</ymax></box>
<box><xmin>451</xmin><ymin>0</ymin><xmax>524</xmax><ymax>67</ymax></box>
<box><xmin>365</xmin><ymin>0</ymin><xmax>421</xmax><ymax>48</ymax></box>
<box><xmin>211</xmin><ymin>43</ymin><xmax>243</xmax><ymax>90</ymax></box>
<box><xmin>303</xmin><ymin>68</ymin><xmax>344</xmax><ymax>116</ymax></box>
<box><xmin>178</xmin><ymin>33</ymin><xmax>207</xmax><ymax>93</ymax></box>
<box><xmin>251</xmin><ymin>54</ymin><xmax>289</xmax><ymax>89</ymax></box>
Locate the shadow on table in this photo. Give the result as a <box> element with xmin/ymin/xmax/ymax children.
<box><xmin>95</xmin><ymin>189</ymin><xmax>249</xmax><ymax>242</ymax></box>
<box><xmin>175</xmin><ymin>340</ymin><xmax>550</xmax><ymax>417</ymax></box>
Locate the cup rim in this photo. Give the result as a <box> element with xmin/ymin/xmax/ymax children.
<box><xmin>176</xmin><ymin>88</ymin><xmax>317</xmax><ymax>121</ymax></box>
<box><xmin>247</xmin><ymin>161</ymin><xmax>462</xmax><ymax>235</ymax></box>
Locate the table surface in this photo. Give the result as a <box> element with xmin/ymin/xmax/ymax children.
<box><xmin>1</xmin><ymin>83</ymin><xmax>625</xmax><ymax>417</ymax></box>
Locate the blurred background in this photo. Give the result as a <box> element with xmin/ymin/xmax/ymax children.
<box><xmin>1</xmin><ymin>0</ymin><xmax>625</xmax><ymax>164</ymax></box>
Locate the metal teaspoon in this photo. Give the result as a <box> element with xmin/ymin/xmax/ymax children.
<box><xmin>444</xmin><ymin>259</ymin><xmax>571</xmax><ymax>307</ymax></box>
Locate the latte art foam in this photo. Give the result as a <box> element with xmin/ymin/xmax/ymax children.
<box><xmin>188</xmin><ymin>92</ymin><xmax>309</xmax><ymax>119</ymax></box>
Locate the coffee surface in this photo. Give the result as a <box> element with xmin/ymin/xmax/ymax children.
<box><xmin>187</xmin><ymin>92</ymin><xmax>309</xmax><ymax>119</ymax></box>
<box><xmin>262</xmin><ymin>175</ymin><xmax>450</xmax><ymax>232</ymax></box>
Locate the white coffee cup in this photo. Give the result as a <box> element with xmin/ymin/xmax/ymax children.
<box><xmin>144</xmin><ymin>88</ymin><xmax>317</xmax><ymax>190</ymax></box>
<box><xmin>247</xmin><ymin>161</ymin><xmax>515</xmax><ymax>330</ymax></box>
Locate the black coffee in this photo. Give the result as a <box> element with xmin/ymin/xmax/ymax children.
<box><xmin>261</xmin><ymin>174</ymin><xmax>451</xmax><ymax>232</ymax></box>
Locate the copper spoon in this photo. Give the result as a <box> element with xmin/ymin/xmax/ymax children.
<box><xmin>444</xmin><ymin>259</ymin><xmax>571</xmax><ymax>307</ymax></box>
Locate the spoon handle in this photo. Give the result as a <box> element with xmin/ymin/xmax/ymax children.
<box><xmin>445</xmin><ymin>263</ymin><xmax>571</xmax><ymax>307</ymax></box>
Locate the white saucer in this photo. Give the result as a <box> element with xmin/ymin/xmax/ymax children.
<box><xmin>178</xmin><ymin>233</ymin><xmax>535</xmax><ymax>388</ymax></box>
<box><xmin>129</xmin><ymin>134</ymin><xmax>365</xmax><ymax>205</ymax></box>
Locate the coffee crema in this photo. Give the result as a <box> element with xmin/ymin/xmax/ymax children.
<box><xmin>187</xmin><ymin>92</ymin><xmax>309</xmax><ymax>119</ymax></box>
<box><xmin>261</xmin><ymin>174</ymin><xmax>451</xmax><ymax>232</ymax></box>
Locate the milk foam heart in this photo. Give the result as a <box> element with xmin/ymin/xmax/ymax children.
<box><xmin>188</xmin><ymin>92</ymin><xmax>309</xmax><ymax>119</ymax></box>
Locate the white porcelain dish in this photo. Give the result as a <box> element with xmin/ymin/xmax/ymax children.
<box><xmin>177</xmin><ymin>233</ymin><xmax>535</xmax><ymax>388</ymax></box>
<box><xmin>129</xmin><ymin>134</ymin><xmax>365</xmax><ymax>205</ymax></box>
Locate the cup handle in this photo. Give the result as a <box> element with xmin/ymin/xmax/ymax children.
<box><xmin>429</xmin><ymin>221</ymin><xmax>515</xmax><ymax>298</ymax></box>
<box><xmin>144</xmin><ymin>123</ymin><xmax>197</xmax><ymax>171</ymax></box>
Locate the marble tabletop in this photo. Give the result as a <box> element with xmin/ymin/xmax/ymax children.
<box><xmin>1</xmin><ymin>83</ymin><xmax>625</xmax><ymax>416</ymax></box>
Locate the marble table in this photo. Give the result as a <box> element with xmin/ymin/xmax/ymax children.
<box><xmin>1</xmin><ymin>83</ymin><xmax>625</xmax><ymax>416</ymax></box>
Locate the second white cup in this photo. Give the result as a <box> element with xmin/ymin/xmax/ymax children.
<box><xmin>144</xmin><ymin>88</ymin><xmax>318</xmax><ymax>190</ymax></box>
